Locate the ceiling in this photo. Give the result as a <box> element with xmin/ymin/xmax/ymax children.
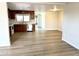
<box><xmin>7</xmin><ymin>2</ymin><xmax>66</xmax><ymax>11</ymax></box>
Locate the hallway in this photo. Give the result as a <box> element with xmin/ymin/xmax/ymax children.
<box><xmin>0</xmin><ymin>30</ymin><xmax>78</xmax><ymax>56</ymax></box>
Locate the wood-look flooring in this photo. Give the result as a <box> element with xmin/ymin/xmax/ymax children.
<box><xmin>0</xmin><ymin>30</ymin><xmax>79</xmax><ymax>56</ymax></box>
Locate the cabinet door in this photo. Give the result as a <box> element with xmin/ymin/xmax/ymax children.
<box><xmin>9</xmin><ymin>26</ymin><xmax>11</xmax><ymax>36</ymax></box>
<box><xmin>14</xmin><ymin>24</ymin><xmax>27</xmax><ymax>32</ymax></box>
<box><xmin>32</xmin><ymin>24</ymin><xmax>35</xmax><ymax>32</ymax></box>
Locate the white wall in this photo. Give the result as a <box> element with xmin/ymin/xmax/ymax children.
<box><xmin>35</xmin><ymin>11</ymin><xmax>45</xmax><ymax>30</ymax></box>
<box><xmin>45</xmin><ymin>11</ymin><xmax>58</xmax><ymax>30</ymax></box>
<box><xmin>0</xmin><ymin>2</ymin><xmax>10</xmax><ymax>46</ymax></box>
<box><xmin>57</xmin><ymin>11</ymin><xmax>63</xmax><ymax>31</ymax></box>
<box><xmin>62</xmin><ymin>4</ymin><xmax>79</xmax><ymax>49</ymax></box>
<box><xmin>45</xmin><ymin>11</ymin><xmax>63</xmax><ymax>31</ymax></box>
<box><xmin>35</xmin><ymin>10</ymin><xmax>63</xmax><ymax>31</ymax></box>
<box><xmin>41</xmin><ymin>12</ymin><xmax>45</xmax><ymax>30</ymax></box>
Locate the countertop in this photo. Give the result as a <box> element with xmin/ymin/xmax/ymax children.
<box><xmin>9</xmin><ymin>20</ymin><xmax>36</xmax><ymax>27</ymax></box>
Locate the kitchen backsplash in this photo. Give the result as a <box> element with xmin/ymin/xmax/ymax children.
<box><xmin>9</xmin><ymin>19</ymin><xmax>36</xmax><ymax>26</ymax></box>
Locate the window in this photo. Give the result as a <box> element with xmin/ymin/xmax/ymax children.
<box><xmin>24</xmin><ymin>15</ymin><xmax>30</xmax><ymax>21</ymax></box>
<box><xmin>16</xmin><ymin>14</ymin><xmax>30</xmax><ymax>22</ymax></box>
<box><xmin>16</xmin><ymin>14</ymin><xmax>23</xmax><ymax>21</ymax></box>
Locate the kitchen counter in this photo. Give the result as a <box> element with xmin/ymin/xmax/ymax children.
<box><xmin>9</xmin><ymin>20</ymin><xmax>36</xmax><ymax>26</ymax></box>
<box><xmin>9</xmin><ymin>20</ymin><xmax>36</xmax><ymax>33</ymax></box>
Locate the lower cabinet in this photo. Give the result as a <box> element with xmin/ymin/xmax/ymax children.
<box><xmin>32</xmin><ymin>24</ymin><xmax>35</xmax><ymax>32</ymax></box>
<box><xmin>9</xmin><ymin>26</ymin><xmax>12</xmax><ymax>37</ymax></box>
<box><xmin>14</xmin><ymin>24</ymin><xmax>35</xmax><ymax>32</ymax></box>
<box><xmin>14</xmin><ymin>24</ymin><xmax>27</xmax><ymax>32</ymax></box>
<box><xmin>9</xmin><ymin>26</ymin><xmax>14</xmax><ymax>37</ymax></box>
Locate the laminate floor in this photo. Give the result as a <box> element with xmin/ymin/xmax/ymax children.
<box><xmin>0</xmin><ymin>30</ymin><xmax>79</xmax><ymax>56</ymax></box>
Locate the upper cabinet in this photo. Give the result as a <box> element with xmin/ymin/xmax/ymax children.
<box><xmin>8</xmin><ymin>9</ymin><xmax>35</xmax><ymax>20</ymax></box>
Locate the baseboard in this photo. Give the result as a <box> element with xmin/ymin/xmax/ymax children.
<box><xmin>62</xmin><ymin>39</ymin><xmax>79</xmax><ymax>50</ymax></box>
<box><xmin>44</xmin><ymin>28</ymin><xmax>58</xmax><ymax>30</ymax></box>
<box><xmin>0</xmin><ymin>43</ymin><xmax>10</xmax><ymax>47</ymax></box>
<box><xmin>57</xmin><ymin>29</ymin><xmax>62</xmax><ymax>32</ymax></box>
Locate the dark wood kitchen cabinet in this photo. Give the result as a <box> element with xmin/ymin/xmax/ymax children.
<box><xmin>9</xmin><ymin>26</ymin><xmax>12</xmax><ymax>37</ymax></box>
<box><xmin>14</xmin><ymin>24</ymin><xmax>27</xmax><ymax>32</ymax></box>
<box><xmin>32</xmin><ymin>24</ymin><xmax>35</xmax><ymax>32</ymax></box>
<box><xmin>8</xmin><ymin>9</ymin><xmax>35</xmax><ymax>20</ymax></box>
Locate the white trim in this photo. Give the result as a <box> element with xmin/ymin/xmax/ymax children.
<box><xmin>0</xmin><ymin>43</ymin><xmax>10</xmax><ymax>47</ymax></box>
<box><xmin>62</xmin><ymin>39</ymin><xmax>79</xmax><ymax>50</ymax></box>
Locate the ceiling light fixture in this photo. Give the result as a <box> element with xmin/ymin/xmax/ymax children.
<box><xmin>53</xmin><ymin>5</ymin><xmax>57</xmax><ymax>11</ymax></box>
<box><xmin>49</xmin><ymin>5</ymin><xmax>59</xmax><ymax>11</ymax></box>
<box><xmin>49</xmin><ymin>5</ymin><xmax>57</xmax><ymax>11</ymax></box>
